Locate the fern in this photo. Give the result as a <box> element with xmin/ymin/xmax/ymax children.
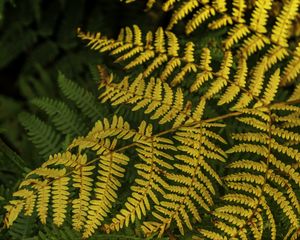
<box><xmin>197</xmin><ymin>105</ymin><xmax>300</xmax><ymax>239</ymax></box>
<box><xmin>3</xmin><ymin>1</ymin><xmax>300</xmax><ymax>240</ymax></box>
<box><xmin>18</xmin><ymin>112</ymin><xmax>62</xmax><ymax>158</ymax></box>
<box><xmin>78</xmin><ymin>25</ymin><xmax>289</xmax><ymax>111</ymax></box>
<box><xmin>117</xmin><ymin>0</ymin><xmax>300</xmax><ymax>86</ymax></box>
<box><xmin>7</xmin><ymin>214</ymin><xmax>36</xmax><ymax>240</ymax></box>
<box><xmin>19</xmin><ymin>72</ymin><xmax>105</xmax><ymax>158</ymax></box>
<box><xmin>57</xmin><ymin>72</ymin><xmax>104</xmax><ymax>122</ymax></box>
<box><xmin>31</xmin><ymin>98</ymin><xmax>88</xmax><ymax>136</ymax></box>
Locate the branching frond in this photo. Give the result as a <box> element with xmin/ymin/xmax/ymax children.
<box><xmin>18</xmin><ymin>112</ymin><xmax>62</xmax><ymax>158</ymax></box>
<box><xmin>105</xmin><ymin>121</ymin><xmax>176</xmax><ymax>233</ymax></box>
<box><xmin>79</xmin><ymin>26</ymin><xmax>232</xmax><ymax>92</ymax></box>
<box><xmin>31</xmin><ymin>97</ymin><xmax>88</xmax><ymax>136</ymax></box>
<box><xmin>99</xmin><ymin>74</ymin><xmax>194</xmax><ymax>127</ymax></box>
<box><xmin>4</xmin><ymin>2</ymin><xmax>300</xmax><ymax>240</ymax></box>
<box><xmin>57</xmin><ymin>72</ymin><xmax>102</xmax><ymax>122</ymax></box>
<box><xmin>143</xmin><ymin>122</ymin><xmax>226</xmax><ymax>237</ymax></box>
<box><xmin>4</xmin><ymin>116</ymin><xmax>138</xmax><ymax>238</ymax></box>
<box><xmin>271</xmin><ymin>0</ymin><xmax>300</xmax><ymax>47</ymax></box>
<box><xmin>197</xmin><ymin>105</ymin><xmax>300</xmax><ymax>239</ymax></box>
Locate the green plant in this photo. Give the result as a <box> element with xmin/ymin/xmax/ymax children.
<box><xmin>2</xmin><ymin>0</ymin><xmax>300</xmax><ymax>239</ymax></box>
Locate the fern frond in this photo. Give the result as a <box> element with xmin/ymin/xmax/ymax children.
<box><xmin>100</xmin><ymin>74</ymin><xmax>195</xmax><ymax>127</ymax></box>
<box><xmin>232</xmin><ymin>0</ymin><xmax>247</xmax><ymax>22</ymax></box>
<box><xmin>187</xmin><ymin>49</ymin><xmax>235</xmax><ymax>99</ymax></box>
<box><xmin>231</xmin><ymin>59</ymin><xmax>268</xmax><ymax>109</ymax></box>
<box><xmin>239</xmin><ymin>33</ymin><xmax>270</xmax><ymax>58</ymax></box>
<box><xmin>224</xmin><ymin>24</ymin><xmax>250</xmax><ymax>49</ymax></box>
<box><xmin>57</xmin><ymin>72</ymin><xmax>102</xmax><ymax>122</ymax></box>
<box><xmin>105</xmin><ymin>121</ymin><xmax>175</xmax><ymax>233</ymax></box>
<box><xmin>250</xmin><ymin>0</ymin><xmax>272</xmax><ymax>33</ymax></box>
<box><xmin>77</xmin><ymin>28</ymin><xmax>110</xmax><ymax>51</ymax></box>
<box><xmin>80</xmin><ymin>25</ymin><xmax>294</xmax><ymax>107</ymax></box>
<box><xmin>80</xmin><ymin>26</ymin><xmax>233</xmax><ymax>93</ymax></box>
<box><xmin>35</xmin><ymin>180</ymin><xmax>51</xmax><ymax>224</ymax></box>
<box><xmin>197</xmin><ymin>106</ymin><xmax>300</xmax><ymax>239</ymax></box>
<box><xmin>261</xmin><ymin>68</ymin><xmax>280</xmax><ymax>105</ymax></box>
<box><xmin>208</xmin><ymin>14</ymin><xmax>233</xmax><ymax>29</ymax></box>
<box><xmin>117</xmin><ymin>0</ymin><xmax>300</xmax><ymax>87</ymax></box>
<box><xmin>218</xmin><ymin>57</ymin><xmax>247</xmax><ymax>105</ymax></box>
<box><xmin>89</xmin><ymin>116</ymin><xmax>136</xmax><ymax>140</ymax></box>
<box><xmin>4</xmin><ymin>200</ymin><xmax>26</xmax><ymax>228</ymax></box>
<box><xmin>204</xmin><ymin>51</ymin><xmax>232</xmax><ymax>99</ymax></box>
<box><xmin>12</xmin><ymin>190</ymin><xmax>36</xmax><ymax>216</ymax></box>
<box><xmin>31</xmin><ymin>97</ymin><xmax>87</xmax><ymax>136</ymax></box>
<box><xmin>282</xmin><ymin>42</ymin><xmax>300</xmax><ymax>86</ymax></box>
<box><xmin>167</xmin><ymin>0</ymin><xmax>200</xmax><ymax>30</ymax></box>
<box><xmin>82</xmin><ymin>139</ymin><xmax>130</xmax><ymax>238</ymax></box>
<box><xmin>198</xmin><ymin>229</ymin><xmax>227</xmax><ymax>240</ymax></box>
<box><xmin>143</xmin><ymin>122</ymin><xmax>226</xmax><ymax>236</ymax></box>
<box><xmin>52</xmin><ymin>177</ymin><xmax>70</xmax><ymax>226</ymax></box>
<box><xmin>189</xmin><ymin>47</ymin><xmax>213</xmax><ymax>93</ymax></box>
<box><xmin>271</xmin><ymin>0</ymin><xmax>300</xmax><ymax>47</ymax></box>
<box><xmin>289</xmin><ymin>83</ymin><xmax>300</xmax><ymax>101</ymax></box>
<box><xmin>18</xmin><ymin>112</ymin><xmax>62</xmax><ymax>158</ymax></box>
<box><xmin>72</xmin><ymin>154</ymin><xmax>94</xmax><ymax>232</ymax></box>
<box><xmin>185</xmin><ymin>6</ymin><xmax>216</xmax><ymax>35</ymax></box>
<box><xmin>4</xmin><ymin>115</ymin><xmax>140</xmax><ymax>238</ymax></box>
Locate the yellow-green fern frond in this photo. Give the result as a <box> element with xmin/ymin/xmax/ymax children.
<box><xmin>197</xmin><ymin>106</ymin><xmax>300</xmax><ymax>239</ymax></box>
<box><xmin>4</xmin><ymin>152</ymin><xmax>78</xmax><ymax>228</ymax></box>
<box><xmin>218</xmin><ymin>57</ymin><xmax>247</xmax><ymax>105</ymax></box>
<box><xmin>105</xmin><ymin>121</ymin><xmax>176</xmax><ymax>233</ymax></box>
<box><xmin>289</xmin><ymin>83</ymin><xmax>300</xmax><ymax>101</ymax></box>
<box><xmin>72</xmin><ymin>154</ymin><xmax>95</xmax><ymax>231</ymax></box>
<box><xmin>185</xmin><ymin>5</ymin><xmax>216</xmax><ymax>35</ymax></box>
<box><xmin>281</xmin><ymin>42</ymin><xmax>300</xmax><ymax>86</ymax></box>
<box><xmin>260</xmin><ymin>68</ymin><xmax>281</xmax><ymax>105</ymax></box>
<box><xmin>224</xmin><ymin>24</ymin><xmax>250</xmax><ymax>49</ymax></box>
<box><xmin>143</xmin><ymin>122</ymin><xmax>226</xmax><ymax>236</ymax></box>
<box><xmin>232</xmin><ymin>0</ymin><xmax>247</xmax><ymax>22</ymax></box>
<box><xmin>35</xmin><ymin>180</ymin><xmax>51</xmax><ymax>224</ymax></box>
<box><xmin>271</xmin><ymin>0</ymin><xmax>300</xmax><ymax>47</ymax></box>
<box><xmin>3</xmin><ymin>116</ymin><xmax>141</xmax><ymax>238</ymax></box>
<box><xmin>188</xmin><ymin>49</ymin><xmax>234</xmax><ymax>97</ymax></box>
<box><xmin>208</xmin><ymin>14</ymin><xmax>233</xmax><ymax>29</ymax></box>
<box><xmin>167</xmin><ymin>0</ymin><xmax>201</xmax><ymax>30</ymax></box>
<box><xmin>4</xmin><ymin>200</ymin><xmax>24</xmax><ymax>228</ymax></box>
<box><xmin>239</xmin><ymin>33</ymin><xmax>270</xmax><ymax>58</ymax></box>
<box><xmin>204</xmin><ymin>51</ymin><xmax>232</xmax><ymax>99</ymax></box>
<box><xmin>80</xmin><ymin>25</ymin><xmax>300</xmax><ymax>99</ymax></box>
<box><xmin>79</xmin><ymin>26</ymin><xmax>193</xmax><ymax>83</ymax></box>
<box><xmin>117</xmin><ymin>0</ymin><xmax>300</xmax><ymax>87</ymax></box>
<box><xmin>82</xmin><ymin>138</ymin><xmax>130</xmax><ymax>238</ymax></box>
<box><xmin>189</xmin><ymin>48</ymin><xmax>213</xmax><ymax>92</ymax></box>
<box><xmin>231</xmin><ymin>59</ymin><xmax>267</xmax><ymax>109</ymax></box>
<box><xmin>52</xmin><ymin>177</ymin><xmax>70</xmax><ymax>226</ymax></box>
<box><xmin>250</xmin><ymin>0</ymin><xmax>272</xmax><ymax>33</ymax></box>
<box><xmin>99</xmin><ymin>74</ymin><xmax>194</xmax><ymax>127</ymax></box>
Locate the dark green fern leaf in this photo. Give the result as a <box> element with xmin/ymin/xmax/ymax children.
<box><xmin>57</xmin><ymin>72</ymin><xmax>103</xmax><ymax>122</ymax></box>
<box><xmin>31</xmin><ymin>97</ymin><xmax>88</xmax><ymax>136</ymax></box>
<box><xmin>18</xmin><ymin>112</ymin><xmax>62</xmax><ymax>158</ymax></box>
<box><xmin>8</xmin><ymin>214</ymin><xmax>36</xmax><ymax>240</ymax></box>
<box><xmin>35</xmin><ymin>225</ymin><xmax>81</xmax><ymax>240</ymax></box>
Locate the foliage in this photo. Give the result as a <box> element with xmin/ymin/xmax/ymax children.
<box><xmin>2</xmin><ymin>0</ymin><xmax>300</xmax><ymax>240</ymax></box>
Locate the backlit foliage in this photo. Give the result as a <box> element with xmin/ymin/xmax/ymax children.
<box><xmin>3</xmin><ymin>0</ymin><xmax>300</xmax><ymax>239</ymax></box>
<box><xmin>118</xmin><ymin>0</ymin><xmax>300</xmax><ymax>86</ymax></box>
